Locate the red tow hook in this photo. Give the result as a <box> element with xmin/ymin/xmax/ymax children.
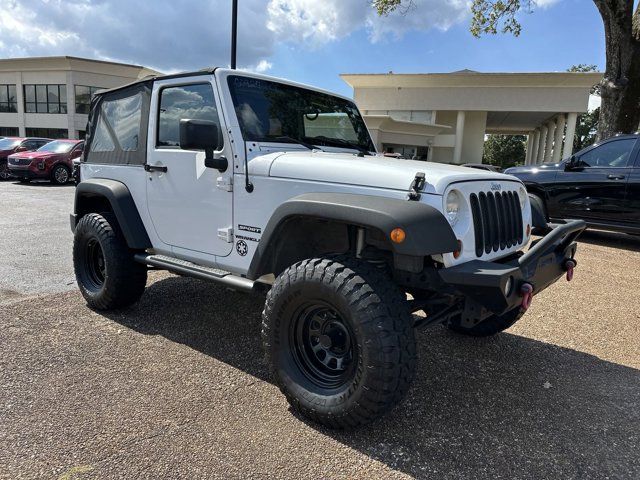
<box><xmin>519</xmin><ymin>283</ymin><xmax>534</xmax><ymax>311</ymax></box>
<box><xmin>563</xmin><ymin>259</ymin><xmax>576</xmax><ymax>282</ymax></box>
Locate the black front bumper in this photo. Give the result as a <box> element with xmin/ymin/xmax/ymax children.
<box><xmin>438</xmin><ymin>220</ymin><xmax>586</xmax><ymax>317</ymax></box>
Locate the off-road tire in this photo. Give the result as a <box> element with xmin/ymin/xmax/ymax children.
<box><xmin>51</xmin><ymin>164</ymin><xmax>70</xmax><ymax>185</ymax></box>
<box><xmin>447</xmin><ymin>308</ymin><xmax>524</xmax><ymax>337</ymax></box>
<box><xmin>73</xmin><ymin>212</ymin><xmax>147</xmax><ymax>310</ymax></box>
<box><xmin>262</xmin><ymin>256</ymin><xmax>417</xmax><ymax>429</ymax></box>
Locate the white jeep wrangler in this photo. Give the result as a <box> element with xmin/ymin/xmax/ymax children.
<box><xmin>71</xmin><ymin>68</ymin><xmax>584</xmax><ymax>428</ymax></box>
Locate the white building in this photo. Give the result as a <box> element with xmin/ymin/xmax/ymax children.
<box><xmin>0</xmin><ymin>56</ymin><xmax>159</xmax><ymax>139</ymax></box>
<box><xmin>341</xmin><ymin>70</ymin><xmax>602</xmax><ymax>165</ymax></box>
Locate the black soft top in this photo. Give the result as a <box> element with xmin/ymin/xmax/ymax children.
<box><xmin>84</xmin><ymin>68</ymin><xmax>217</xmax><ymax>166</ymax></box>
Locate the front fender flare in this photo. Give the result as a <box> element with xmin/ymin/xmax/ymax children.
<box><xmin>247</xmin><ymin>192</ymin><xmax>457</xmax><ymax>278</ymax></box>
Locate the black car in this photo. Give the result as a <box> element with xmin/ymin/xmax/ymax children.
<box><xmin>505</xmin><ymin>134</ymin><xmax>640</xmax><ymax>234</ymax></box>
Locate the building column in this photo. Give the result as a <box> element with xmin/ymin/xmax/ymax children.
<box><xmin>530</xmin><ymin>129</ymin><xmax>540</xmax><ymax>166</ymax></box>
<box><xmin>15</xmin><ymin>71</ymin><xmax>26</xmax><ymax>137</ymax></box>
<box><xmin>525</xmin><ymin>133</ymin><xmax>534</xmax><ymax>165</ymax></box>
<box><xmin>562</xmin><ymin>112</ymin><xmax>578</xmax><ymax>158</ymax></box>
<box><xmin>536</xmin><ymin>125</ymin><xmax>547</xmax><ymax>164</ymax></box>
<box><xmin>552</xmin><ymin>114</ymin><xmax>566</xmax><ymax>162</ymax></box>
<box><xmin>544</xmin><ymin>120</ymin><xmax>556</xmax><ymax>163</ymax></box>
<box><xmin>66</xmin><ymin>71</ymin><xmax>77</xmax><ymax>139</ymax></box>
<box><xmin>453</xmin><ymin>110</ymin><xmax>465</xmax><ymax>164</ymax></box>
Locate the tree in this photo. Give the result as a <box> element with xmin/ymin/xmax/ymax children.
<box><xmin>482</xmin><ymin>134</ymin><xmax>526</xmax><ymax>168</ymax></box>
<box><xmin>373</xmin><ymin>0</ymin><xmax>640</xmax><ymax>141</ymax></box>
<box><xmin>574</xmin><ymin>107</ymin><xmax>600</xmax><ymax>152</ymax></box>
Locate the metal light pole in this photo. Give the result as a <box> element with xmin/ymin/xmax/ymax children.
<box><xmin>231</xmin><ymin>0</ymin><xmax>238</xmax><ymax>69</ymax></box>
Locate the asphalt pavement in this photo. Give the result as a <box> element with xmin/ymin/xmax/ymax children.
<box><xmin>1</xmin><ymin>180</ymin><xmax>639</xmax><ymax>479</ymax></box>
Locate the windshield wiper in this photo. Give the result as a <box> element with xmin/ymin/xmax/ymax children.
<box><xmin>308</xmin><ymin>136</ymin><xmax>370</xmax><ymax>157</ymax></box>
<box><xmin>274</xmin><ymin>136</ymin><xmax>321</xmax><ymax>151</ymax></box>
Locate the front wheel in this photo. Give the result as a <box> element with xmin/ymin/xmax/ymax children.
<box><xmin>262</xmin><ymin>256</ymin><xmax>416</xmax><ymax>429</ymax></box>
<box><xmin>73</xmin><ymin>212</ymin><xmax>147</xmax><ymax>310</ymax></box>
<box><xmin>0</xmin><ymin>162</ymin><xmax>10</xmax><ymax>180</ymax></box>
<box><xmin>447</xmin><ymin>308</ymin><xmax>524</xmax><ymax>337</ymax></box>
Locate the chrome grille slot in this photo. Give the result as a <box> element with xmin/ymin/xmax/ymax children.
<box><xmin>470</xmin><ymin>190</ymin><xmax>523</xmax><ymax>258</ymax></box>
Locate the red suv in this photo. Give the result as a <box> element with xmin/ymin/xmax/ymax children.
<box><xmin>0</xmin><ymin>137</ymin><xmax>51</xmax><ymax>180</ymax></box>
<box><xmin>8</xmin><ymin>139</ymin><xmax>84</xmax><ymax>185</ymax></box>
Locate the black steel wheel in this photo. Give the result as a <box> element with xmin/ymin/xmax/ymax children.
<box><xmin>73</xmin><ymin>212</ymin><xmax>147</xmax><ymax>310</ymax></box>
<box><xmin>262</xmin><ymin>256</ymin><xmax>416</xmax><ymax>429</ymax></box>
<box><xmin>291</xmin><ymin>303</ymin><xmax>358</xmax><ymax>389</ymax></box>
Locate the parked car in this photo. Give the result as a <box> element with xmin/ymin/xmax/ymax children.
<box><xmin>505</xmin><ymin>133</ymin><xmax>640</xmax><ymax>235</ymax></box>
<box><xmin>463</xmin><ymin>163</ymin><xmax>503</xmax><ymax>173</ymax></box>
<box><xmin>70</xmin><ymin>68</ymin><xmax>584</xmax><ymax>428</ymax></box>
<box><xmin>8</xmin><ymin>139</ymin><xmax>83</xmax><ymax>185</ymax></box>
<box><xmin>0</xmin><ymin>137</ymin><xmax>51</xmax><ymax>180</ymax></box>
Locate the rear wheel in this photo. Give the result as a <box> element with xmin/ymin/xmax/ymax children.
<box><xmin>51</xmin><ymin>164</ymin><xmax>70</xmax><ymax>185</ymax></box>
<box><xmin>0</xmin><ymin>162</ymin><xmax>10</xmax><ymax>180</ymax></box>
<box><xmin>447</xmin><ymin>308</ymin><xmax>524</xmax><ymax>337</ymax></box>
<box><xmin>73</xmin><ymin>212</ymin><xmax>147</xmax><ymax>310</ymax></box>
<box><xmin>262</xmin><ymin>256</ymin><xmax>416</xmax><ymax>429</ymax></box>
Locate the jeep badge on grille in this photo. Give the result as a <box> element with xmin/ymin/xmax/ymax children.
<box><xmin>491</xmin><ymin>183</ymin><xmax>502</xmax><ymax>191</ymax></box>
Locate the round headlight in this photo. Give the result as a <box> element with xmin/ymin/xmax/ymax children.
<box><xmin>445</xmin><ymin>190</ymin><xmax>461</xmax><ymax>226</ymax></box>
<box><xmin>518</xmin><ymin>187</ymin><xmax>527</xmax><ymax>209</ymax></box>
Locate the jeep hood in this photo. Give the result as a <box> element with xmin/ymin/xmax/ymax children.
<box><xmin>267</xmin><ymin>151</ymin><xmax>521</xmax><ymax>195</ymax></box>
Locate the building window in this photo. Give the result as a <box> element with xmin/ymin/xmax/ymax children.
<box><xmin>78</xmin><ymin>130</ymin><xmax>86</xmax><ymax>139</ymax></box>
<box><xmin>0</xmin><ymin>85</ymin><xmax>18</xmax><ymax>113</ymax></box>
<box><xmin>24</xmin><ymin>84</ymin><xmax>67</xmax><ymax>114</ymax></box>
<box><xmin>0</xmin><ymin>126</ymin><xmax>19</xmax><ymax>136</ymax></box>
<box><xmin>75</xmin><ymin>85</ymin><xmax>100</xmax><ymax>114</ymax></box>
<box><xmin>25</xmin><ymin>128</ymin><xmax>69</xmax><ymax>139</ymax></box>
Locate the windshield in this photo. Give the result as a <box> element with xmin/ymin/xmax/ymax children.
<box><xmin>0</xmin><ymin>138</ymin><xmax>21</xmax><ymax>149</ymax></box>
<box><xmin>37</xmin><ymin>141</ymin><xmax>75</xmax><ymax>153</ymax></box>
<box><xmin>227</xmin><ymin>75</ymin><xmax>374</xmax><ymax>153</ymax></box>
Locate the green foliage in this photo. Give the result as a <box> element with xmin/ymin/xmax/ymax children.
<box><xmin>574</xmin><ymin>107</ymin><xmax>600</xmax><ymax>152</ymax></box>
<box><xmin>482</xmin><ymin>134</ymin><xmax>527</xmax><ymax>168</ymax></box>
<box><xmin>567</xmin><ymin>64</ymin><xmax>601</xmax><ymax>95</ymax></box>
<box><xmin>470</xmin><ymin>1</ymin><xmax>534</xmax><ymax>37</ymax></box>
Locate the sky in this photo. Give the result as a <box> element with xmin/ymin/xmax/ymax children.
<box><xmin>0</xmin><ymin>0</ymin><xmax>606</xmax><ymax>97</ymax></box>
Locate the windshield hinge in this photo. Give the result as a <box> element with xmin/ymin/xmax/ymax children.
<box><xmin>217</xmin><ymin>226</ymin><xmax>234</xmax><ymax>243</ymax></box>
<box><xmin>407</xmin><ymin>172</ymin><xmax>426</xmax><ymax>201</ymax></box>
<box><xmin>216</xmin><ymin>176</ymin><xmax>233</xmax><ymax>192</ymax></box>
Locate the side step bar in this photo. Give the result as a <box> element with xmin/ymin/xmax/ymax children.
<box><xmin>134</xmin><ymin>253</ymin><xmax>255</xmax><ymax>293</ymax></box>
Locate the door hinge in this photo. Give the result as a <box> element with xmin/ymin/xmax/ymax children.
<box><xmin>216</xmin><ymin>176</ymin><xmax>233</xmax><ymax>192</ymax></box>
<box><xmin>217</xmin><ymin>226</ymin><xmax>234</xmax><ymax>243</ymax></box>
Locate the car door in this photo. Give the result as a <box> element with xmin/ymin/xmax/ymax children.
<box><xmin>625</xmin><ymin>148</ymin><xmax>640</xmax><ymax>228</ymax></box>
<box><xmin>145</xmin><ymin>76</ymin><xmax>234</xmax><ymax>258</ymax></box>
<box><xmin>549</xmin><ymin>137</ymin><xmax>637</xmax><ymax>223</ymax></box>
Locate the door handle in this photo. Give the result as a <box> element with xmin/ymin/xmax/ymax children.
<box><xmin>144</xmin><ymin>164</ymin><xmax>168</xmax><ymax>173</ymax></box>
<box><xmin>606</xmin><ymin>174</ymin><xmax>625</xmax><ymax>180</ymax></box>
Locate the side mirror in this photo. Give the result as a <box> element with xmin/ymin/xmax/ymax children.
<box><xmin>15</xmin><ymin>146</ymin><xmax>27</xmax><ymax>152</ymax></box>
<box><xmin>565</xmin><ymin>155</ymin><xmax>578</xmax><ymax>171</ymax></box>
<box><xmin>179</xmin><ymin>119</ymin><xmax>227</xmax><ymax>172</ymax></box>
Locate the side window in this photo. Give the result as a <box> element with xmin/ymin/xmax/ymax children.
<box><xmin>579</xmin><ymin>139</ymin><xmax>636</xmax><ymax>168</ymax></box>
<box><xmin>90</xmin><ymin>94</ymin><xmax>142</xmax><ymax>153</ymax></box>
<box><xmin>22</xmin><ymin>141</ymin><xmax>37</xmax><ymax>150</ymax></box>
<box><xmin>157</xmin><ymin>83</ymin><xmax>221</xmax><ymax>148</ymax></box>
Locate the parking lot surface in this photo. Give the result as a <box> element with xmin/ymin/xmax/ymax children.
<box><xmin>1</xmin><ymin>182</ymin><xmax>639</xmax><ymax>479</ymax></box>
<box><xmin>0</xmin><ymin>181</ymin><xmax>76</xmax><ymax>304</ymax></box>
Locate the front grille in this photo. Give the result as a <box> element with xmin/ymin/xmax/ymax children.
<box><xmin>8</xmin><ymin>157</ymin><xmax>32</xmax><ymax>166</ymax></box>
<box><xmin>470</xmin><ymin>190</ymin><xmax>523</xmax><ymax>257</ymax></box>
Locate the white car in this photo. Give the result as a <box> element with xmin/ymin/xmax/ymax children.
<box><xmin>70</xmin><ymin>68</ymin><xmax>585</xmax><ymax>428</ymax></box>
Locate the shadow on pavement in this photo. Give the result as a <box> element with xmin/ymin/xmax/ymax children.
<box><xmin>106</xmin><ymin>276</ymin><xmax>640</xmax><ymax>478</ymax></box>
<box><xmin>578</xmin><ymin>229</ymin><xmax>640</xmax><ymax>253</ymax></box>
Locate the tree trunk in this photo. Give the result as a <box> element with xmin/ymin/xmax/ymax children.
<box><xmin>594</xmin><ymin>0</ymin><xmax>640</xmax><ymax>140</ymax></box>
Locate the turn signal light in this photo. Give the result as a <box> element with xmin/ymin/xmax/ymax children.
<box><xmin>390</xmin><ymin>228</ymin><xmax>406</xmax><ymax>244</ymax></box>
<box><xmin>453</xmin><ymin>240</ymin><xmax>463</xmax><ymax>259</ymax></box>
